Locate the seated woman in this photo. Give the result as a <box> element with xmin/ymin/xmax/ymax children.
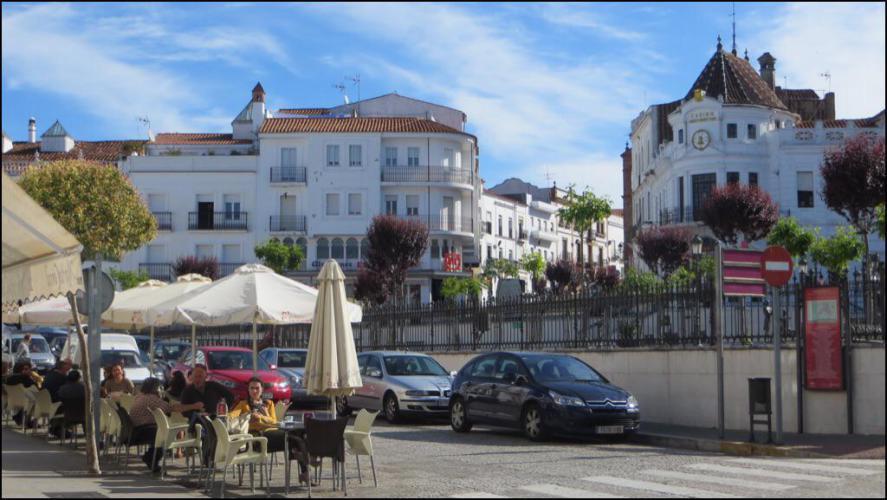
<box><xmin>100</xmin><ymin>363</ymin><xmax>135</xmax><ymax>398</ymax></box>
<box><xmin>128</xmin><ymin>377</ymin><xmax>202</xmax><ymax>472</ymax></box>
<box><xmin>164</xmin><ymin>371</ymin><xmax>187</xmax><ymax>401</ymax></box>
<box><xmin>229</xmin><ymin>377</ymin><xmax>312</xmax><ymax>485</ymax></box>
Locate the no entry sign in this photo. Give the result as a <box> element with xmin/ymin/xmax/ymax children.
<box><xmin>762</xmin><ymin>246</ymin><xmax>793</xmax><ymax>287</ymax></box>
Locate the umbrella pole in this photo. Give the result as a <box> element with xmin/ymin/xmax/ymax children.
<box><xmin>149</xmin><ymin>325</ymin><xmax>155</xmax><ymax>373</ymax></box>
<box><xmin>191</xmin><ymin>325</ymin><xmax>196</xmax><ymax>368</ymax></box>
<box><xmin>331</xmin><ymin>396</ymin><xmax>336</xmax><ymax>420</ymax></box>
<box><xmin>252</xmin><ymin>318</ymin><xmax>258</xmax><ymax>374</ymax></box>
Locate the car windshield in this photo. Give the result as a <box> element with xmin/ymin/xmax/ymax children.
<box><xmin>158</xmin><ymin>344</ymin><xmax>187</xmax><ymax>360</ymax></box>
<box><xmin>278</xmin><ymin>351</ymin><xmax>307</xmax><ymax>368</ymax></box>
<box><xmin>101</xmin><ymin>350</ymin><xmax>143</xmax><ymax>368</ymax></box>
<box><xmin>208</xmin><ymin>351</ymin><xmax>270</xmax><ymax>371</ymax></box>
<box><xmin>383</xmin><ymin>355</ymin><xmax>448</xmax><ymax>376</ymax></box>
<box><xmin>13</xmin><ymin>338</ymin><xmax>50</xmax><ymax>354</ymax></box>
<box><xmin>520</xmin><ymin>355</ymin><xmax>604</xmax><ymax>383</ymax></box>
<box><xmin>133</xmin><ymin>338</ymin><xmax>150</xmax><ymax>352</ymax></box>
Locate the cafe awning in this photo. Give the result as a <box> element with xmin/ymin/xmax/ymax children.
<box><xmin>2</xmin><ymin>172</ymin><xmax>84</xmax><ymax>312</ymax></box>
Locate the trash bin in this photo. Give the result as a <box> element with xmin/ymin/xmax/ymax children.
<box><xmin>748</xmin><ymin>377</ymin><xmax>772</xmax><ymax>443</ymax></box>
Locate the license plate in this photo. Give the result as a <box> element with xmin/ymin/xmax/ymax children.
<box><xmin>263</xmin><ymin>392</ymin><xmax>273</xmax><ymax>400</ymax></box>
<box><xmin>596</xmin><ymin>425</ymin><xmax>624</xmax><ymax>435</ymax></box>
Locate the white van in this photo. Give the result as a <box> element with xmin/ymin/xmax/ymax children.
<box><xmin>61</xmin><ymin>332</ymin><xmax>150</xmax><ymax>385</ymax></box>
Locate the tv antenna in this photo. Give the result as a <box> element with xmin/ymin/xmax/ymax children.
<box><xmin>137</xmin><ymin>116</ymin><xmax>154</xmax><ymax>141</ymax></box>
<box><xmin>332</xmin><ymin>82</ymin><xmax>349</xmax><ymax>104</ymax></box>
<box><xmin>819</xmin><ymin>71</ymin><xmax>832</xmax><ymax>93</ymax></box>
<box><xmin>347</xmin><ymin>74</ymin><xmax>361</xmax><ymax>114</ymax></box>
<box><xmin>731</xmin><ymin>2</ymin><xmax>737</xmax><ymax>55</ymax></box>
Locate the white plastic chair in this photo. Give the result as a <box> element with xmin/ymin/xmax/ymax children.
<box><xmin>210</xmin><ymin>418</ymin><xmax>269</xmax><ymax>498</ymax></box>
<box><xmin>33</xmin><ymin>389</ymin><xmax>62</xmax><ymax>439</ymax></box>
<box><xmin>274</xmin><ymin>400</ymin><xmax>290</xmax><ymax>421</ymax></box>
<box><xmin>151</xmin><ymin>408</ymin><xmax>202</xmax><ymax>479</ymax></box>
<box><xmin>4</xmin><ymin>384</ymin><xmax>34</xmax><ymax>433</ymax></box>
<box><xmin>344</xmin><ymin>409</ymin><xmax>380</xmax><ymax>486</ymax></box>
<box><xmin>117</xmin><ymin>393</ymin><xmax>135</xmax><ymax>412</ymax></box>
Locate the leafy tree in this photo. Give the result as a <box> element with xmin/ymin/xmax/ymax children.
<box><xmin>557</xmin><ymin>187</ymin><xmax>612</xmax><ymax>265</ymax></box>
<box><xmin>108</xmin><ymin>268</ymin><xmax>150</xmax><ymax>290</ymax></box>
<box><xmin>820</xmin><ymin>135</ymin><xmax>886</xmax><ymax>256</ymax></box>
<box><xmin>766</xmin><ymin>217</ymin><xmax>816</xmax><ymax>258</ymax></box>
<box><xmin>520</xmin><ymin>251</ymin><xmax>546</xmax><ymax>281</ymax></box>
<box><xmin>441</xmin><ymin>277</ymin><xmax>486</xmax><ymax>300</ymax></box>
<box><xmin>355</xmin><ymin>215</ymin><xmax>428</xmax><ymax>303</ymax></box>
<box><xmin>589</xmin><ymin>266</ymin><xmax>620</xmax><ymax>290</ymax></box>
<box><xmin>810</xmin><ymin>226</ymin><xmax>865</xmax><ymax>278</ymax></box>
<box><xmin>635</xmin><ymin>226</ymin><xmax>691</xmax><ymax>276</ymax></box>
<box><xmin>545</xmin><ymin>259</ymin><xmax>581</xmax><ymax>294</ymax></box>
<box><xmin>877</xmin><ymin>203</ymin><xmax>886</xmax><ymax>240</ymax></box>
<box><xmin>353</xmin><ymin>267</ymin><xmax>389</xmax><ymax>305</ymax></box>
<box><xmin>619</xmin><ymin>268</ymin><xmax>663</xmax><ymax>290</ymax></box>
<box><xmin>173</xmin><ymin>255</ymin><xmax>219</xmax><ymax>280</ymax></box>
<box><xmin>254</xmin><ymin>238</ymin><xmax>304</xmax><ymax>274</ymax></box>
<box><xmin>700</xmin><ymin>183</ymin><xmax>778</xmax><ymax>245</ymax></box>
<box><xmin>18</xmin><ymin>159</ymin><xmax>157</xmax><ymax>475</ymax></box>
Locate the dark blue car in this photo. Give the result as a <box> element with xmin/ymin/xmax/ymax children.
<box><xmin>449</xmin><ymin>352</ymin><xmax>640</xmax><ymax>441</ymax></box>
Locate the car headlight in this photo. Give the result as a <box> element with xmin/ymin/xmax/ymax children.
<box><xmin>627</xmin><ymin>395</ymin><xmax>639</xmax><ymax>410</ymax></box>
<box><xmin>218</xmin><ymin>379</ymin><xmax>237</xmax><ymax>388</ymax></box>
<box><xmin>549</xmin><ymin>390</ymin><xmax>585</xmax><ymax>407</ymax></box>
<box><xmin>275</xmin><ymin>381</ymin><xmax>289</xmax><ymax>389</ymax></box>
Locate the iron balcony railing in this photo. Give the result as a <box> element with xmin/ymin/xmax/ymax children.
<box><xmin>381</xmin><ymin>166</ymin><xmax>473</xmax><ymax>184</ymax></box>
<box><xmin>219</xmin><ymin>262</ymin><xmax>244</xmax><ymax>277</ymax></box>
<box><xmin>657</xmin><ymin>207</ymin><xmax>700</xmax><ymax>225</ymax></box>
<box><xmin>139</xmin><ymin>263</ymin><xmax>174</xmax><ymax>282</ymax></box>
<box><xmin>152</xmin><ymin>212</ymin><xmax>172</xmax><ymax>231</ymax></box>
<box><xmin>396</xmin><ymin>214</ymin><xmax>474</xmax><ymax>233</ymax></box>
<box><xmin>270</xmin><ymin>166</ymin><xmax>307</xmax><ymax>183</ymax></box>
<box><xmin>269</xmin><ymin>215</ymin><xmax>307</xmax><ymax>232</ymax></box>
<box><xmin>188</xmin><ymin>212</ymin><xmax>249</xmax><ymax>231</ymax></box>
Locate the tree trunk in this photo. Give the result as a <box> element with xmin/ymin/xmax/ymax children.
<box><xmin>67</xmin><ymin>292</ymin><xmax>101</xmax><ymax>475</ymax></box>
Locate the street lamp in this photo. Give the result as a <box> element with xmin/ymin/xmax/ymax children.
<box><xmin>691</xmin><ymin>235</ymin><xmax>704</xmax><ymax>256</ymax></box>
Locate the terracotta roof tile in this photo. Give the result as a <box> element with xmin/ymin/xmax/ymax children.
<box><xmin>153</xmin><ymin>133</ymin><xmax>253</xmax><ymax>145</ymax></box>
<box><xmin>277</xmin><ymin>108</ymin><xmax>330</xmax><ymax>116</ymax></box>
<box><xmin>794</xmin><ymin>114</ymin><xmax>883</xmax><ymax>129</ymax></box>
<box><xmin>686</xmin><ymin>47</ymin><xmax>788</xmax><ymax>111</ymax></box>
<box><xmin>259</xmin><ymin>117</ymin><xmax>473</xmax><ymax>139</ymax></box>
<box><xmin>2</xmin><ymin>140</ymin><xmax>144</xmax><ymax>175</ymax></box>
<box><xmin>775</xmin><ymin>88</ymin><xmax>820</xmax><ymax>101</ymax></box>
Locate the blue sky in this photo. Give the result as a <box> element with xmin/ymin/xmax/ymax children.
<box><xmin>3</xmin><ymin>2</ymin><xmax>885</xmax><ymax>206</ymax></box>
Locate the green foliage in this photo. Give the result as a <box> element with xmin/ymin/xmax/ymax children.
<box><xmin>878</xmin><ymin>203</ymin><xmax>886</xmax><ymax>240</ymax></box>
<box><xmin>441</xmin><ymin>277</ymin><xmax>486</xmax><ymax>300</ymax></box>
<box><xmin>18</xmin><ymin>160</ymin><xmax>156</xmax><ymax>260</ymax></box>
<box><xmin>665</xmin><ymin>266</ymin><xmax>696</xmax><ymax>287</ymax></box>
<box><xmin>520</xmin><ymin>252</ymin><xmax>546</xmax><ymax>280</ymax></box>
<box><xmin>557</xmin><ymin>187</ymin><xmax>612</xmax><ymax>262</ymax></box>
<box><xmin>482</xmin><ymin>258</ymin><xmax>519</xmax><ymax>280</ymax></box>
<box><xmin>810</xmin><ymin>226</ymin><xmax>865</xmax><ymax>277</ymax></box>
<box><xmin>619</xmin><ymin>268</ymin><xmax>662</xmax><ymax>289</ymax></box>
<box><xmin>697</xmin><ymin>255</ymin><xmax>715</xmax><ymax>280</ymax></box>
<box><xmin>254</xmin><ymin>238</ymin><xmax>304</xmax><ymax>274</ymax></box>
<box><xmin>767</xmin><ymin>217</ymin><xmax>816</xmax><ymax>258</ymax></box>
<box><xmin>108</xmin><ymin>268</ymin><xmax>150</xmax><ymax>290</ymax></box>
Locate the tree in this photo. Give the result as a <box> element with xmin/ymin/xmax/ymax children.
<box><xmin>520</xmin><ymin>252</ymin><xmax>545</xmax><ymax>281</ymax></box>
<box><xmin>254</xmin><ymin>238</ymin><xmax>304</xmax><ymax>274</ymax></box>
<box><xmin>766</xmin><ymin>217</ymin><xmax>816</xmax><ymax>258</ymax></box>
<box><xmin>173</xmin><ymin>255</ymin><xmax>219</xmax><ymax>280</ymax></box>
<box><xmin>356</xmin><ymin>215</ymin><xmax>429</xmax><ymax>303</ymax></box>
<box><xmin>877</xmin><ymin>203</ymin><xmax>886</xmax><ymax>240</ymax></box>
<box><xmin>441</xmin><ymin>277</ymin><xmax>486</xmax><ymax>300</ymax></box>
<box><xmin>545</xmin><ymin>259</ymin><xmax>581</xmax><ymax>294</ymax></box>
<box><xmin>820</xmin><ymin>135</ymin><xmax>886</xmax><ymax>256</ymax></box>
<box><xmin>810</xmin><ymin>226</ymin><xmax>865</xmax><ymax>278</ymax></box>
<box><xmin>353</xmin><ymin>267</ymin><xmax>390</xmax><ymax>306</ymax></box>
<box><xmin>635</xmin><ymin>226</ymin><xmax>691</xmax><ymax>276</ymax></box>
<box><xmin>700</xmin><ymin>183</ymin><xmax>778</xmax><ymax>245</ymax></box>
<box><xmin>108</xmin><ymin>268</ymin><xmax>150</xmax><ymax>290</ymax></box>
<box><xmin>558</xmin><ymin>187</ymin><xmax>612</xmax><ymax>265</ymax></box>
<box><xmin>19</xmin><ymin>159</ymin><xmax>157</xmax><ymax>475</ymax></box>
<box><xmin>589</xmin><ymin>266</ymin><xmax>620</xmax><ymax>290</ymax></box>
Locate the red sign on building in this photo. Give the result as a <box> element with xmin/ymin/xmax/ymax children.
<box><xmin>722</xmin><ymin>248</ymin><xmax>765</xmax><ymax>297</ymax></box>
<box><xmin>804</xmin><ymin>287</ymin><xmax>843</xmax><ymax>390</ymax></box>
<box><xmin>443</xmin><ymin>252</ymin><xmax>462</xmax><ymax>272</ymax></box>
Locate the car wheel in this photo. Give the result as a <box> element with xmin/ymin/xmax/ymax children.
<box><xmin>384</xmin><ymin>393</ymin><xmax>401</xmax><ymax>424</ymax></box>
<box><xmin>450</xmin><ymin>398</ymin><xmax>472</xmax><ymax>433</ymax></box>
<box><xmin>522</xmin><ymin>404</ymin><xmax>548</xmax><ymax>442</ymax></box>
<box><xmin>335</xmin><ymin>396</ymin><xmax>352</xmax><ymax>417</ymax></box>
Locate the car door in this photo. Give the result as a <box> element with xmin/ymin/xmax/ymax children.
<box><xmin>491</xmin><ymin>355</ymin><xmax>533</xmax><ymax>425</ymax></box>
<box><xmin>348</xmin><ymin>354</ymin><xmax>370</xmax><ymax>410</ymax></box>
<box><xmin>464</xmin><ymin>354</ymin><xmax>500</xmax><ymax>421</ymax></box>
<box><xmin>361</xmin><ymin>355</ymin><xmax>386</xmax><ymax>411</ymax></box>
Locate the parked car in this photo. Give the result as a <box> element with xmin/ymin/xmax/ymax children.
<box><xmin>259</xmin><ymin>348</ymin><xmax>329</xmax><ymax>408</ymax></box>
<box><xmin>338</xmin><ymin>351</ymin><xmax>454</xmax><ymax>423</ymax></box>
<box><xmin>2</xmin><ymin>333</ymin><xmax>56</xmax><ymax>374</ymax></box>
<box><xmin>152</xmin><ymin>341</ymin><xmax>191</xmax><ymax>379</ymax></box>
<box><xmin>60</xmin><ymin>332</ymin><xmax>151</xmax><ymax>385</ymax></box>
<box><xmin>171</xmin><ymin>346</ymin><xmax>292</xmax><ymax>403</ymax></box>
<box><xmin>449</xmin><ymin>352</ymin><xmax>640</xmax><ymax>441</ymax></box>
<box><xmin>22</xmin><ymin>326</ymin><xmax>69</xmax><ymax>351</ymax></box>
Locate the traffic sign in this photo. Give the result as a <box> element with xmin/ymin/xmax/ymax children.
<box><xmin>762</xmin><ymin>246</ymin><xmax>793</xmax><ymax>287</ymax></box>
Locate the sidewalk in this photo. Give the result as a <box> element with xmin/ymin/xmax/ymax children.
<box><xmin>631</xmin><ymin>421</ymin><xmax>886</xmax><ymax>459</ymax></box>
<box><xmin>1</xmin><ymin>428</ymin><xmax>206</xmax><ymax>498</ymax></box>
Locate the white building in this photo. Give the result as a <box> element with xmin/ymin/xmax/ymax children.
<box><xmin>624</xmin><ymin>39</ymin><xmax>886</xmax><ymax>266</ymax></box>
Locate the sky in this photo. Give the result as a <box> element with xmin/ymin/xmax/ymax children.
<box><xmin>3</xmin><ymin>2</ymin><xmax>885</xmax><ymax>207</ymax></box>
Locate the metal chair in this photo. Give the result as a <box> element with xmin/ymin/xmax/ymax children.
<box><xmin>114</xmin><ymin>404</ymin><xmax>153</xmax><ymax>472</ymax></box>
<box><xmin>300</xmin><ymin>416</ymin><xmax>349</xmax><ymax>497</ymax></box>
<box><xmin>344</xmin><ymin>409</ymin><xmax>380</xmax><ymax>486</ymax></box>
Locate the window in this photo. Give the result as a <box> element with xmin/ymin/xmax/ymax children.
<box><xmin>727</xmin><ymin>123</ymin><xmax>737</xmax><ymax>138</ymax></box>
<box><xmin>470</xmin><ymin>356</ymin><xmax>499</xmax><ymax>378</ymax></box>
<box><xmin>508</xmin><ymin>250</ymin><xmax>513</xmax><ymax>260</ymax></box>
<box><xmin>385</xmin><ymin>195</ymin><xmax>398</xmax><ymax>215</ymax></box>
<box><xmin>797</xmin><ymin>172</ymin><xmax>814</xmax><ymax>208</ymax></box>
<box><xmin>196</xmin><ymin>244</ymin><xmax>214</xmax><ymax>260</ymax></box>
<box><xmin>326</xmin><ymin>145</ymin><xmax>340</xmax><ymax>166</ymax></box>
<box><xmin>348</xmin><ymin>193</ymin><xmax>362</xmax><ymax>215</ymax></box>
<box><xmin>678</xmin><ymin>129</ymin><xmax>684</xmax><ymax>144</ymax></box>
<box><xmin>296</xmin><ymin>238</ymin><xmax>308</xmax><ymax>267</ymax></box>
<box><xmin>346</xmin><ymin>238</ymin><xmax>359</xmax><ymax>259</ymax></box>
<box><xmin>498</xmin><ymin>216</ymin><xmax>503</xmax><ymax>236</ymax></box>
<box><xmin>281</xmin><ymin>148</ymin><xmax>298</xmax><ymax>167</ymax></box>
<box><xmin>443</xmin><ymin>148</ymin><xmax>454</xmax><ymax>167</ymax></box>
<box><xmin>360</xmin><ymin>239</ymin><xmax>369</xmax><ymax>259</ymax></box>
<box><xmin>331</xmin><ymin>238</ymin><xmax>344</xmax><ymax>259</ymax></box>
<box><xmin>678</xmin><ymin>176</ymin><xmax>685</xmax><ymax>220</ymax></box>
<box><xmin>431</xmin><ymin>239</ymin><xmax>440</xmax><ymax>259</ymax></box>
<box><xmin>349</xmin><ymin>145</ymin><xmax>362</xmax><ymax>167</ymax></box>
<box><xmin>222</xmin><ymin>244</ymin><xmax>240</xmax><ymax>263</ymax></box>
<box><xmin>727</xmin><ymin>172</ymin><xmax>740</xmax><ymax>184</ymax></box>
<box><xmin>406</xmin><ymin>195</ymin><xmax>419</xmax><ymax>216</ymax></box>
<box><xmin>407</xmin><ymin>147</ymin><xmax>420</xmax><ymax>167</ymax></box>
<box><xmin>749</xmin><ymin>172</ymin><xmax>758</xmax><ymax>187</ymax></box>
<box><xmin>487</xmin><ymin>246</ymin><xmax>492</xmax><ymax>260</ymax></box>
<box><xmin>508</xmin><ymin>218</ymin><xmax>513</xmax><ymax>239</ymax></box>
<box><xmin>385</xmin><ymin>147</ymin><xmax>398</xmax><ymax>167</ymax></box>
<box><xmin>747</xmin><ymin>124</ymin><xmax>757</xmax><ymax>140</ymax></box>
<box><xmin>223</xmin><ymin>194</ymin><xmax>241</xmax><ymax>220</ymax></box>
<box><xmin>316</xmin><ymin>238</ymin><xmax>329</xmax><ymax>259</ymax></box>
<box><xmin>326</xmin><ymin>193</ymin><xmax>340</xmax><ymax>216</ymax></box>
<box><xmin>499</xmin><ymin>248</ymin><xmax>503</xmax><ymax>259</ymax></box>
<box><xmin>692</xmin><ymin>173</ymin><xmax>717</xmax><ymax>221</ymax></box>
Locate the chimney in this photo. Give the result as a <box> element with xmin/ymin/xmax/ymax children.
<box><xmin>620</xmin><ymin>143</ymin><xmax>634</xmax><ymax>268</ymax></box>
<box><xmin>28</xmin><ymin>117</ymin><xmax>37</xmax><ymax>143</ymax></box>
<box><xmin>251</xmin><ymin>82</ymin><xmax>265</xmax><ymax>103</ymax></box>
<box><xmin>757</xmin><ymin>52</ymin><xmax>776</xmax><ymax>90</ymax></box>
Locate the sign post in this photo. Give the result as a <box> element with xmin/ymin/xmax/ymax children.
<box><xmin>762</xmin><ymin>246</ymin><xmax>793</xmax><ymax>444</ymax></box>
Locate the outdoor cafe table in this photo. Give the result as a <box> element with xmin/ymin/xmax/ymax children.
<box><xmin>277</xmin><ymin>420</ymin><xmax>306</xmax><ymax>495</ymax></box>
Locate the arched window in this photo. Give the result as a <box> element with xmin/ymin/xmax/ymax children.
<box><xmin>346</xmin><ymin>238</ymin><xmax>359</xmax><ymax>259</ymax></box>
<box><xmin>316</xmin><ymin>238</ymin><xmax>329</xmax><ymax>259</ymax></box>
<box><xmin>331</xmin><ymin>238</ymin><xmax>344</xmax><ymax>259</ymax></box>
<box><xmin>296</xmin><ymin>238</ymin><xmax>307</xmax><ymax>268</ymax></box>
<box><xmin>283</xmin><ymin>237</ymin><xmax>294</xmax><ymax>246</ymax></box>
<box><xmin>360</xmin><ymin>239</ymin><xmax>369</xmax><ymax>259</ymax></box>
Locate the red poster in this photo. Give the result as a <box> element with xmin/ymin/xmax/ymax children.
<box><xmin>443</xmin><ymin>252</ymin><xmax>462</xmax><ymax>272</ymax></box>
<box><xmin>804</xmin><ymin>287</ymin><xmax>843</xmax><ymax>390</ymax></box>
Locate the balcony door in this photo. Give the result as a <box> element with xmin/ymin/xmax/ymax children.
<box><xmin>442</xmin><ymin>196</ymin><xmax>455</xmax><ymax>231</ymax></box>
<box><xmin>197</xmin><ymin>201</ymin><xmax>214</xmax><ymax>230</ymax></box>
<box><xmin>691</xmin><ymin>173</ymin><xmax>716</xmax><ymax>221</ymax></box>
<box><xmin>280</xmin><ymin>194</ymin><xmax>298</xmax><ymax>230</ymax></box>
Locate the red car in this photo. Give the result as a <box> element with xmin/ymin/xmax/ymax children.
<box><xmin>172</xmin><ymin>346</ymin><xmax>292</xmax><ymax>403</ymax></box>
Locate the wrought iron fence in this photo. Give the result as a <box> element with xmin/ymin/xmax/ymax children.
<box><xmin>152</xmin><ymin>212</ymin><xmax>172</xmax><ymax>231</ymax></box>
<box><xmin>269</xmin><ymin>215</ymin><xmax>307</xmax><ymax>232</ymax></box>
<box><xmin>270</xmin><ymin>166</ymin><xmax>307</xmax><ymax>183</ymax></box>
<box><xmin>139</xmin><ymin>263</ymin><xmax>174</xmax><ymax>282</ymax></box>
<box><xmin>188</xmin><ymin>212</ymin><xmax>248</xmax><ymax>230</ymax></box>
<box><xmin>381</xmin><ymin>166</ymin><xmax>473</xmax><ymax>184</ymax></box>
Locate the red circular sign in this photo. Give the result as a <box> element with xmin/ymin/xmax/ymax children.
<box><xmin>761</xmin><ymin>246</ymin><xmax>793</xmax><ymax>287</ymax></box>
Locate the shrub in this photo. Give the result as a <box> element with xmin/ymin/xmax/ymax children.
<box><xmin>173</xmin><ymin>255</ymin><xmax>219</xmax><ymax>280</ymax></box>
<box><xmin>701</xmin><ymin>183</ymin><xmax>778</xmax><ymax>245</ymax></box>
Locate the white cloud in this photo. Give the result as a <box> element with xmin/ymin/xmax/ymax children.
<box><xmin>538</xmin><ymin>4</ymin><xmax>646</xmax><ymax>42</ymax></box>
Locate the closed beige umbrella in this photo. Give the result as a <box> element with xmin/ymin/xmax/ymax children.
<box><xmin>303</xmin><ymin>260</ymin><xmax>363</xmax><ymax>417</ymax></box>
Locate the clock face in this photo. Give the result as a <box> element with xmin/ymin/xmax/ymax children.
<box><xmin>692</xmin><ymin>129</ymin><xmax>711</xmax><ymax>150</ymax></box>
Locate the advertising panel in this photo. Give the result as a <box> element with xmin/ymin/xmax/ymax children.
<box><xmin>804</xmin><ymin>287</ymin><xmax>843</xmax><ymax>390</ymax></box>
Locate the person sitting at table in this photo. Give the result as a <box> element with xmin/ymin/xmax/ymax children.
<box><xmin>5</xmin><ymin>361</ymin><xmax>40</xmax><ymax>427</ymax></box>
<box><xmin>128</xmin><ymin>377</ymin><xmax>201</xmax><ymax>472</ymax></box>
<box><xmin>164</xmin><ymin>371</ymin><xmax>187</xmax><ymax>400</ymax></box>
<box><xmin>43</xmin><ymin>359</ymin><xmax>73</xmax><ymax>403</ymax></box>
<box><xmin>100</xmin><ymin>362</ymin><xmax>135</xmax><ymax>398</ymax></box>
<box><xmin>229</xmin><ymin>377</ymin><xmax>312</xmax><ymax>485</ymax></box>
<box><xmin>49</xmin><ymin>369</ymin><xmax>85</xmax><ymax>438</ymax></box>
<box><xmin>179</xmin><ymin>364</ymin><xmax>235</xmax><ymax>420</ymax></box>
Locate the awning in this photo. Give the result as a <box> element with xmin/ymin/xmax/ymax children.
<box><xmin>2</xmin><ymin>172</ymin><xmax>84</xmax><ymax>312</ymax></box>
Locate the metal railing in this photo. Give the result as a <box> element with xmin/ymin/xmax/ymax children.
<box><xmin>188</xmin><ymin>212</ymin><xmax>249</xmax><ymax>230</ymax></box>
<box><xmin>657</xmin><ymin>207</ymin><xmax>699</xmax><ymax>225</ymax></box>
<box><xmin>270</xmin><ymin>166</ymin><xmax>307</xmax><ymax>183</ymax></box>
<box><xmin>395</xmin><ymin>214</ymin><xmax>473</xmax><ymax>233</ymax></box>
<box><xmin>139</xmin><ymin>263</ymin><xmax>174</xmax><ymax>282</ymax></box>
<box><xmin>269</xmin><ymin>215</ymin><xmax>307</xmax><ymax>232</ymax></box>
<box><xmin>381</xmin><ymin>166</ymin><xmax>473</xmax><ymax>184</ymax></box>
<box><xmin>152</xmin><ymin>212</ymin><xmax>172</xmax><ymax>231</ymax></box>
<box><xmin>219</xmin><ymin>262</ymin><xmax>244</xmax><ymax>277</ymax></box>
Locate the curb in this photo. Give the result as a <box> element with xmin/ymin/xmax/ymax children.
<box><xmin>630</xmin><ymin>432</ymin><xmax>834</xmax><ymax>458</ymax></box>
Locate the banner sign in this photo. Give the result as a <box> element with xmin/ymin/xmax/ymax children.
<box><xmin>804</xmin><ymin>287</ymin><xmax>843</xmax><ymax>390</ymax></box>
<box><xmin>722</xmin><ymin>248</ymin><xmax>765</xmax><ymax>297</ymax></box>
<box><xmin>442</xmin><ymin>252</ymin><xmax>462</xmax><ymax>272</ymax></box>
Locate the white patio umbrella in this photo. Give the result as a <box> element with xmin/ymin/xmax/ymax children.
<box><xmin>303</xmin><ymin>260</ymin><xmax>363</xmax><ymax>418</ymax></box>
<box><xmin>1</xmin><ymin>295</ymin><xmax>86</xmax><ymax>326</ymax></box>
<box><xmin>101</xmin><ymin>279</ymin><xmax>168</xmax><ymax>329</ymax></box>
<box><xmin>172</xmin><ymin>263</ymin><xmax>362</xmax><ymax>372</ymax></box>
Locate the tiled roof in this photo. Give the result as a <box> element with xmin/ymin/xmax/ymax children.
<box><xmin>795</xmin><ymin>117</ymin><xmax>883</xmax><ymax>129</ymax></box>
<box><xmin>152</xmin><ymin>133</ymin><xmax>253</xmax><ymax>145</ymax></box>
<box><xmin>259</xmin><ymin>117</ymin><xmax>472</xmax><ymax>138</ymax></box>
<box><xmin>775</xmin><ymin>88</ymin><xmax>820</xmax><ymax>101</ymax></box>
<box><xmin>686</xmin><ymin>44</ymin><xmax>788</xmax><ymax>111</ymax></box>
<box><xmin>42</xmin><ymin>120</ymin><xmax>70</xmax><ymax>137</ymax></box>
<box><xmin>2</xmin><ymin>140</ymin><xmax>143</xmax><ymax>175</ymax></box>
<box><xmin>277</xmin><ymin>108</ymin><xmax>330</xmax><ymax>116</ymax></box>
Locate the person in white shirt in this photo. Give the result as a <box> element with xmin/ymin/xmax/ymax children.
<box><xmin>14</xmin><ymin>334</ymin><xmax>31</xmax><ymax>364</ymax></box>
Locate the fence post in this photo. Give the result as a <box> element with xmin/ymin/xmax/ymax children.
<box><xmin>795</xmin><ymin>280</ymin><xmax>804</xmax><ymax>434</ymax></box>
<box><xmin>842</xmin><ymin>279</ymin><xmax>854</xmax><ymax>435</ymax></box>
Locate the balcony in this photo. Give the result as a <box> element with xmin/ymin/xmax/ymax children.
<box><xmin>657</xmin><ymin>207</ymin><xmax>701</xmax><ymax>226</ymax></box>
<box><xmin>396</xmin><ymin>214</ymin><xmax>474</xmax><ymax>234</ymax></box>
<box><xmin>139</xmin><ymin>263</ymin><xmax>174</xmax><ymax>282</ymax></box>
<box><xmin>219</xmin><ymin>262</ymin><xmax>244</xmax><ymax>277</ymax></box>
<box><xmin>531</xmin><ymin>228</ymin><xmax>558</xmax><ymax>243</ymax></box>
<box><xmin>311</xmin><ymin>259</ymin><xmax>360</xmax><ymax>271</ymax></box>
<box><xmin>188</xmin><ymin>212</ymin><xmax>249</xmax><ymax>231</ymax></box>
<box><xmin>269</xmin><ymin>215</ymin><xmax>307</xmax><ymax>233</ymax></box>
<box><xmin>381</xmin><ymin>166</ymin><xmax>473</xmax><ymax>186</ymax></box>
<box><xmin>152</xmin><ymin>212</ymin><xmax>172</xmax><ymax>231</ymax></box>
<box><xmin>517</xmin><ymin>228</ymin><xmax>529</xmax><ymax>241</ymax></box>
<box><xmin>270</xmin><ymin>166</ymin><xmax>307</xmax><ymax>184</ymax></box>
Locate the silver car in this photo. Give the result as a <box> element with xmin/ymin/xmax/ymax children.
<box><xmin>3</xmin><ymin>333</ymin><xmax>56</xmax><ymax>374</ymax></box>
<box><xmin>339</xmin><ymin>351</ymin><xmax>454</xmax><ymax>423</ymax></box>
<box><xmin>260</xmin><ymin>348</ymin><xmax>329</xmax><ymax>408</ymax></box>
